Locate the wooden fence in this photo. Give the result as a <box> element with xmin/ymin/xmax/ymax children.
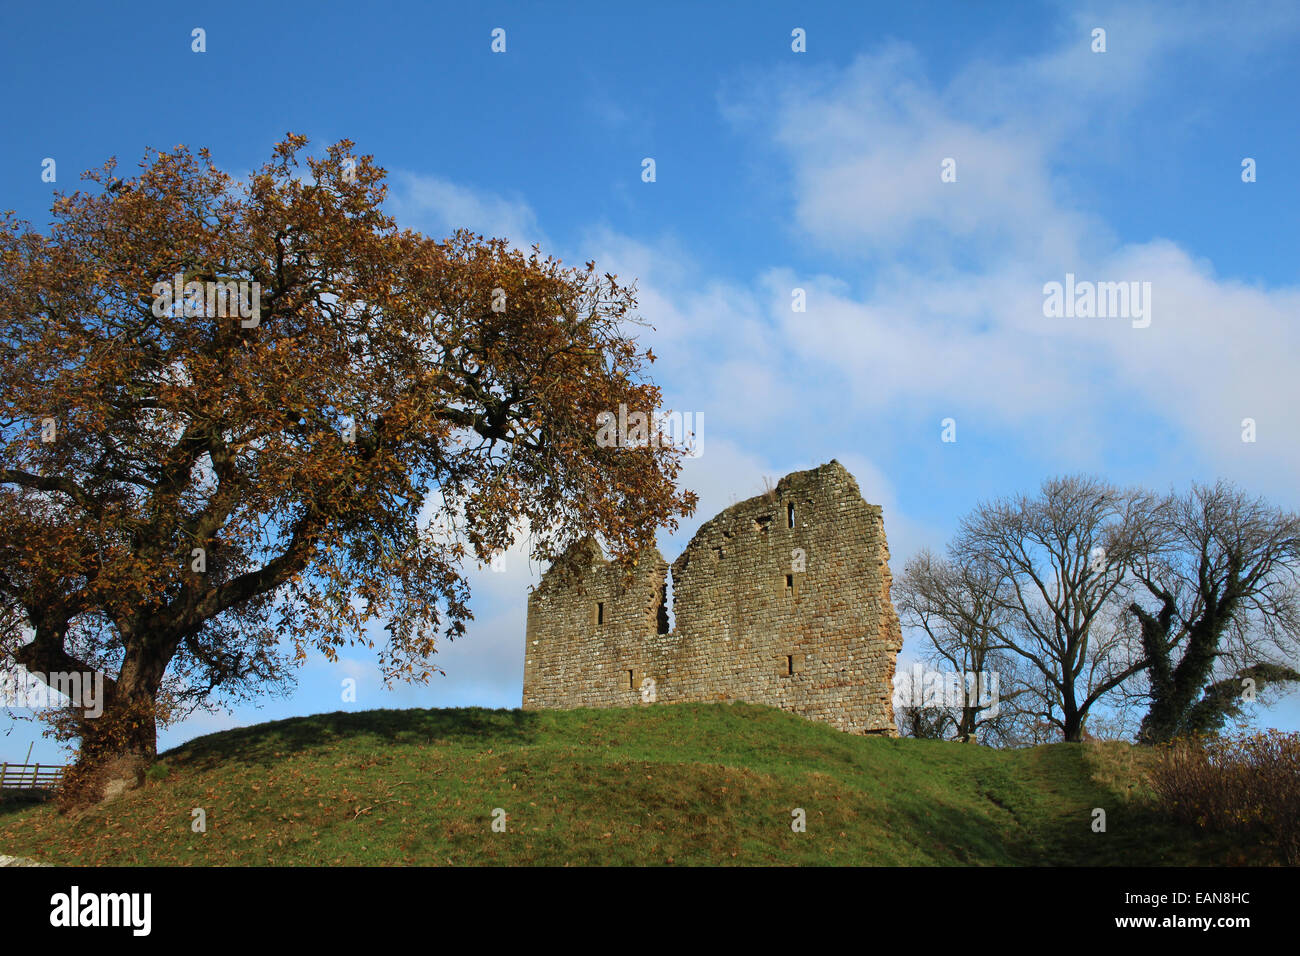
<box><xmin>0</xmin><ymin>761</ymin><xmax>66</xmax><ymax>790</ymax></box>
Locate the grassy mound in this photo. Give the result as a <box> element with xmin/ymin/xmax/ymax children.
<box><xmin>0</xmin><ymin>702</ymin><xmax>1242</xmax><ymax>866</ymax></box>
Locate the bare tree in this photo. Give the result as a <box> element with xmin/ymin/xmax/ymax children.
<box><xmin>895</xmin><ymin>701</ymin><xmax>950</xmax><ymax>740</ymax></box>
<box><xmin>1128</xmin><ymin>482</ymin><xmax>1300</xmax><ymax>742</ymax></box>
<box><xmin>895</xmin><ymin>549</ymin><xmax>1035</xmax><ymax>744</ymax></box>
<box><xmin>952</xmin><ymin>476</ymin><xmax>1157</xmax><ymax>742</ymax></box>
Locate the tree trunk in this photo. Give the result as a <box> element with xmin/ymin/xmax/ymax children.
<box><xmin>958</xmin><ymin>706</ymin><xmax>977</xmax><ymax>742</ymax></box>
<box><xmin>1137</xmin><ymin>605</ymin><xmax>1230</xmax><ymax>744</ymax></box>
<box><xmin>1062</xmin><ymin>700</ymin><xmax>1084</xmax><ymax>742</ymax></box>
<box><xmin>59</xmin><ymin>649</ymin><xmax>165</xmax><ymax>809</ymax></box>
<box><xmin>1131</xmin><ymin>596</ymin><xmax>1174</xmax><ymax>743</ymax></box>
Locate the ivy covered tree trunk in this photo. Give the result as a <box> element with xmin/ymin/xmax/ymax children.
<box><xmin>1139</xmin><ymin>612</ymin><xmax>1227</xmax><ymax>743</ymax></box>
<box><xmin>1131</xmin><ymin>591</ymin><xmax>1179</xmax><ymax>743</ymax></box>
<box><xmin>1134</xmin><ymin>566</ymin><xmax>1240</xmax><ymax>744</ymax></box>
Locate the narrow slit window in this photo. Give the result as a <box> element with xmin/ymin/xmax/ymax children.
<box><xmin>786</xmin><ymin>655</ymin><xmax>794</xmax><ymax>676</ymax></box>
<box><xmin>787</xmin><ymin>502</ymin><xmax>796</xmax><ymax>528</ymax></box>
<box><xmin>596</xmin><ymin>602</ymin><xmax>605</xmax><ymax>625</ymax></box>
<box><xmin>785</xmin><ymin>574</ymin><xmax>794</xmax><ymax>590</ymax></box>
<box><xmin>627</xmin><ymin>669</ymin><xmax>635</xmax><ymax>689</ymax></box>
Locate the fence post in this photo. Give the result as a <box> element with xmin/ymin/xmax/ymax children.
<box><xmin>1</xmin><ymin>761</ymin><xmax>7</xmax><ymax>788</ymax></box>
<box><xmin>32</xmin><ymin>762</ymin><xmax>39</xmax><ymax>787</ymax></box>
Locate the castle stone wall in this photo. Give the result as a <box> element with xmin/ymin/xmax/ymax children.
<box><xmin>522</xmin><ymin>460</ymin><xmax>902</xmax><ymax>734</ymax></box>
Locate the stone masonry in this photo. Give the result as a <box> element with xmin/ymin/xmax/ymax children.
<box><xmin>522</xmin><ymin>461</ymin><xmax>902</xmax><ymax>734</ymax></box>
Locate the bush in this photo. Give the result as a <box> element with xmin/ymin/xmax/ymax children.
<box><xmin>1150</xmin><ymin>730</ymin><xmax>1300</xmax><ymax>864</ymax></box>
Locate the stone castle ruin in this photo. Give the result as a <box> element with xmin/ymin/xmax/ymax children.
<box><xmin>522</xmin><ymin>460</ymin><xmax>902</xmax><ymax>735</ymax></box>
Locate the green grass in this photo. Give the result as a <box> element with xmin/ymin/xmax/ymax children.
<box><xmin>0</xmin><ymin>702</ymin><xmax>1246</xmax><ymax>866</ymax></box>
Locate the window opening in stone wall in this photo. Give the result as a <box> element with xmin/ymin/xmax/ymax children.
<box><xmin>657</xmin><ymin>581</ymin><xmax>671</xmax><ymax>634</ymax></box>
<box><xmin>627</xmin><ymin>669</ymin><xmax>635</xmax><ymax>689</ymax></box>
<box><xmin>786</xmin><ymin>655</ymin><xmax>794</xmax><ymax>676</ymax></box>
<box><xmin>787</xmin><ymin>502</ymin><xmax>796</xmax><ymax>528</ymax></box>
<box><xmin>596</xmin><ymin>601</ymin><xmax>605</xmax><ymax>625</ymax></box>
<box><xmin>785</xmin><ymin>574</ymin><xmax>794</xmax><ymax>590</ymax></box>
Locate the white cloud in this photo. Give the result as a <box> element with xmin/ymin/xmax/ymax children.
<box><xmin>389</xmin><ymin>171</ymin><xmax>545</xmax><ymax>252</ymax></box>
<box><xmin>716</xmin><ymin>16</ymin><xmax>1300</xmax><ymax>495</ymax></box>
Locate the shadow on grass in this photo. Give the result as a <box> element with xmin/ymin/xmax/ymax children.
<box><xmin>0</xmin><ymin>788</ymin><xmax>55</xmax><ymax>821</ymax></box>
<box><xmin>1024</xmin><ymin>744</ymin><xmax>1242</xmax><ymax>866</ymax></box>
<box><xmin>1039</xmin><ymin>797</ymin><xmax>1243</xmax><ymax>866</ymax></box>
<box><xmin>163</xmin><ymin>706</ymin><xmax>541</xmax><ymax>772</ymax></box>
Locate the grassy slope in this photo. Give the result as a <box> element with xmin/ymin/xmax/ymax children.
<box><xmin>0</xmin><ymin>702</ymin><xmax>1236</xmax><ymax>866</ymax></box>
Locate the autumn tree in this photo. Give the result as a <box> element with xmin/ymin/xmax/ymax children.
<box><xmin>0</xmin><ymin>136</ymin><xmax>696</xmax><ymax>803</ymax></box>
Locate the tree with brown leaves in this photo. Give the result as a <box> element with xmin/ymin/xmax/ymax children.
<box><xmin>0</xmin><ymin>135</ymin><xmax>696</xmax><ymax>804</ymax></box>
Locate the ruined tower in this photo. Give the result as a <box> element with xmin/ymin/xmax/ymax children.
<box><xmin>522</xmin><ymin>460</ymin><xmax>902</xmax><ymax>734</ymax></box>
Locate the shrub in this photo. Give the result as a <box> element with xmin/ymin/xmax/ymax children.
<box><xmin>1150</xmin><ymin>730</ymin><xmax>1300</xmax><ymax>864</ymax></box>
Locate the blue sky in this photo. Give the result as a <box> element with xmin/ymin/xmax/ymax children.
<box><xmin>3</xmin><ymin>0</ymin><xmax>1299</xmax><ymax>760</ymax></box>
